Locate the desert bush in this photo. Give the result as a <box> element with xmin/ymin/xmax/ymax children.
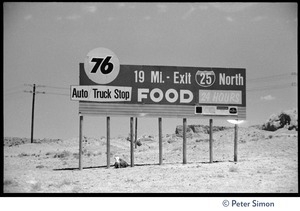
<box><xmin>240</xmin><ymin>139</ymin><xmax>246</xmax><ymax>143</ymax></box>
<box><xmin>18</xmin><ymin>153</ymin><xmax>30</xmax><ymax>157</ymax></box>
<box><xmin>195</xmin><ymin>139</ymin><xmax>205</xmax><ymax>142</ymax></box>
<box><xmin>195</xmin><ymin>138</ymin><xmax>215</xmax><ymax>142</ymax></box>
<box><xmin>73</xmin><ymin>152</ymin><xmax>79</xmax><ymax>159</ymax></box>
<box><xmin>136</xmin><ymin>140</ymin><xmax>142</xmax><ymax>146</ymax></box>
<box><xmin>49</xmin><ymin>179</ymin><xmax>73</xmax><ymax>189</ymax></box>
<box><xmin>172</xmin><ymin>146</ymin><xmax>182</xmax><ymax>152</ymax></box>
<box><xmin>229</xmin><ymin>166</ymin><xmax>238</xmax><ymax>173</ymax></box>
<box><xmin>72</xmin><ymin>186</ymin><xmax>82</xmax><ymax>193</ymax></box>
<box><xmin>36</xmin><ymin>165</ymin><xmax>45</xmax><ymax>169</ymax></box>
<box><xmin>57</xmin><ymin>179</ymin><xmax>72</xmax><ymax>188</ymax></box>
<box><xmin>125</xmin><ymin>178</ymin><xmax>135</xmax><ymax>183</ymax></box>
<box><xmin>249</xmin><ymin>138</ymin><xmax>259</xmax><ymax>142</ymax></box>
<box><xmin>167</xmin><ymin>138</ymin><xmax>176</xmax><ymax>144</ymax></box>
<box><xmin>93</xmin><ymin>151</ymin><xmax>102</xmax><ymax>156</ymax></box>
<box><xmin>175</xmin><ymin>125</ymin><xmax>194</xmax><ymax>137</ymax></box>
<box><xmin>4</xmin><ymin>180</ymin><xmax>13</xmax><ymax>186</ymax></box>
<box><xmin>53</xmin><ymin>150</ymin><xmax>71</xmax><ymax>159</ymax></box>
<box><xmin>4</xmin><ymin>179</ymin><xmax>15</xmax><ymax>186</ymax></box>
<box><xmin>31</xmin><ymin>182</ymin><xmax>42</xmax><ymax>192</ymax></box>
<box><xmin>86</xmin><ymin>151</ymin><xmax>93</xmax><ymax>157</ymax></box>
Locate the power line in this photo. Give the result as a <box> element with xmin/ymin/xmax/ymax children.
<box><xmin>24</xmin><ymin>90</ymin><xmax>46</xmax><ymax>94</ymax></box>
<box><xmin>4</xmin><ymin>90</ymin><xmax>25</xmax><ymax>100</ymax></box>
<box><xmin>23</xmin><ymin>83</ymin><xmax>70</xmax><ymax>96</ymax></box>
<box><xmin>247</xmin><ymin>72</ymin><xmax>297</xmax><ymax>83</ymax></box>
<box><xmin>16</xmin><ymin>74</ymin><xmax>299</xmax><ymax>98</ymax></box>
<box><xmin>247</xmin><ymin>82</ymin><xmax>297</xmax><ymax>92</ymax></box>
<box><xmin>4</xmin><ymin>90</ymin><xmax>24</xmax><ymax>96</ymax></box>
<box><xmin>24</xmin><ymin>83</ymin><xmax>46</xmax><ymax>88</ymax></box>
<box><xmin>4</xmin><ymin>85</ymin><xmax>24</xmax><ymax>92</ymax></box>
<box><xmin>41</xmin><ymin>85</ymin><xmax>69</xmax><ymax>90</ymax></box>
<box><xmin>246</xmin><ymin>72</ymin><xmax>297</xmax><ymax>91</ymax></box>
<box><xmin>42</xmin><ymin>92</ymin><xmax>69</xmax><ymax>96</ymax></box>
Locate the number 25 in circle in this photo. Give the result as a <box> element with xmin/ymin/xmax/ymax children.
<box><xmin>195</xmin><ymin>70</ymin><xmax>216</xmax><ymax>87</ymax></box>
<box><xmin>84</xmin><ymin>48</ymin><xmax>120</xmax><ymax>84</ymax></box>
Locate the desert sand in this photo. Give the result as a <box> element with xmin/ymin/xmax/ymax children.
<box><xmin>3</xmin><ymin>126</ymin><xmax>298</xmax><ymax>193</ymax></box>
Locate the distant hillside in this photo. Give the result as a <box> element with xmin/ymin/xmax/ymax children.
<box><xmin>4</xmin><ymin>137</ymin><xmax>62</xmax><ymax>147</ymax></box>
<box><xmin>262</xmin><ymin>109</ymin><xmax>298</xmax><ymax>131</ymax></box>
<box><xmin>175</xmin><ymin>124</ymin><xmax>230</xmax><ymax>137</ymax></box>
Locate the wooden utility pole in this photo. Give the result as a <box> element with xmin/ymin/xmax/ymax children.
<box><xmin>24</xmin><ymin>84</ymin><xmax>45</xmax><ymax>143</ymax></box>
<box><xmin>30</xmin><ymin>84</ymin><xmax>36</xmax><ymax>143</ymax></box>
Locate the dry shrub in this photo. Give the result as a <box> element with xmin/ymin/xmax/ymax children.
<box><xmin>58</xmin><ymin>179</ymin><xmax>72</xmax><ymax>187</ymax></box>
<box><xmin>73</xmin><ymin>152</ymin><xmax>79</xmax><ymax>159</ymax></box>
<box><xmin>53</xmin><ymin>150</ymin><xmax>71</xmax><ymax>159</ymax></box>
<box><xmin>196</xmin><ymin>139</ymin><xmax>215</xmax><ymax>142</ymax></box>
<box><xmin>31</xmin><ymin>182</ymin><xmax>42</xmax><ymax>192</ymax></box>
<box><xmin>4</xmin><ymin>179</ymin><xmax>16</xmax><ymax>186</ymax></box>
<box><xmin>167</xmin><ymin>138</ymin><xmax>176</xmax><ymax>144</ymax></box>
<box><xmin>229</xmin><ymin>166</ymin><xmax>238</xmax><ymax>173</ymax></box>
<box><xmin>93</xmin><ymin>151</ymin><xmax>102</xmax><ymax>156</ymax></box>
<box><xmin>72</xmin><ymin>186</ymin><xmax>82</xmax><ymax>193</ymax></box>
<box><xmin>50</xmin><ymin>179</ymin><xmax>73</xmax><ymax>189</ymax></box>
<box><xmin>36</xmin><ymin>165</ymin><xmax>45</xmax><ymax>169</ymax></box>
<box><xmin>18</xmin><ymin>153</ymin><xmax>30</xmax><ymax>157</ymax></box>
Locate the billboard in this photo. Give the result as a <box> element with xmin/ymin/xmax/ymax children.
<box><xmin>71</xmin><ymin>48</ymin><xmax>246</xmax><ymax>119</ymax></box>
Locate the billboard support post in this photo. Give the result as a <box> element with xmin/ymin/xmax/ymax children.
<box><xmin>130</xmin><ymin>117</ymin><xmax>134</xmax><ymax>167</ymax></box>
<box><xmin>234</xmin><ymin>124</ymin><xmax>238</xmax><ymax>162</ymax></box>
<box><xmin>135</xmin><ymin>117</ymin><xmax>138</xmax><ymax>149</ymax></box>
<box><xmin>79</xmin><ymin>115</ymin><xmax>83</xmax><ymax>170</ymax></box>
<box><xmin>209</xmin><ymin>119</ymin><xmax>213</xmax><ymax>163</ymax></box>
<box><xmin>107</xmin><ymin>116</ymin><xmax>110</xmax><ymax>168</ymax></box>
<box><xmin>183</xmin><ymin>118</ymin><xmax>187</xmax><ymax>164</ymax></box>
<box><xmin>158</xmin><ymin>117</ymin><xmax>163</xmax><ymax>165</ymax></box>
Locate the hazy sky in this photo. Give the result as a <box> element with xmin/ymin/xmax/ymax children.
<box><xmin>4</xmin><ymin>3</ymin><xmax>298</xmax><ymax>139</ymax></box>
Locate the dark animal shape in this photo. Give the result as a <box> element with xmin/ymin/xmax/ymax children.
<box><xmin>114</xmin><ymin>156</ymin><xmax>129</xmax><ymax>168</ymax></box>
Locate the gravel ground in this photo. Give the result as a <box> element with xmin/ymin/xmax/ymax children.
<box><xmin>3</xmin><ymin>127</ymin><xmax>298</xmax><ymax>193</ymax></box>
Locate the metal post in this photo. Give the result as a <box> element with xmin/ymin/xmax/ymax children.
<box><xmin>107</xmin><ymin>116</ymin><xmax>110</xmax><ymax>168</ymax></box>
<box><xmin>209</xmin><ymin>119</ymin><xmax>213</xmax><ymax>163</ymax></box>
<box><xmin>183</xmin><ymin>118</ymin><xmax>187</xmax><ymax>164</ymax></box>
<box><xmin>234</xmin><ymin>124</ymin><xmax>238</xmax><ymax>162</ymax></box>
<box><xmin>135</xmin><ymin>117</ymin><xmax>138</xmax><ymax>149</ymax></box>
<box><xmin>130</xmin><ymin>117</ymin><xmax>134</xmax><ymax>167</ymax></box>
<box><xmin>30</xmin><ymin>84</ymin><xmax>36</xmax><ymax>143</ymax></box>
<box><xmin>158</xmin><ymin>117</ymin><xmax>163</xmax><ymax>165</ymax></box>
<box><xmin>79</xmin><ymin>115</ymin><xmax>83</xmax><ymax>170</ymax></box>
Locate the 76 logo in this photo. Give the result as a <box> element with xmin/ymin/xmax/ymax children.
<box><xmin>90</xmin><ymin>56</ymin><xmax>114</xmax><ymax>74</ymax></box>
<box><xmin>84</xmin><ymin>48</ymin><xmax>120</xmax><ymax>84</ymax></box>
<box><xmin>195</xmin><ymin>70</ymin><xmax>216</xmax><ymax>87</ymax></box>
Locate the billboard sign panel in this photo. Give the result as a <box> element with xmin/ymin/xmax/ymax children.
<box><xmin>71</xmin><ymin>48</ymin><xmax>246</xmax><ymax>118</ymax></box>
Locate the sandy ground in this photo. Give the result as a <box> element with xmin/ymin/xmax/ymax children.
<box><xmin>3</xmin><ymin>127</ymin><xmax>298</xmax><ymax>193</ymax></box>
